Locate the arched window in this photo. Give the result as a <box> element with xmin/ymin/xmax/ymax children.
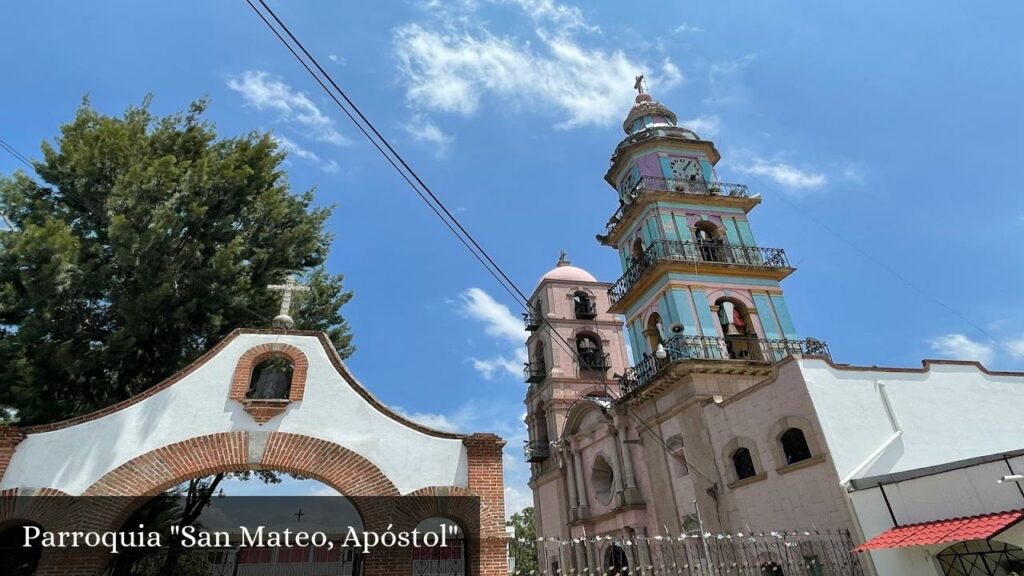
<box><xmin>694</xmin><ymin>221</ymin><xmax>727</xmax><ymax>262</ymax></box>
<box><xmin>534</xmin><ymin>409</ymin><xmax>549</xmax><ymax>444</ymax></box>
<box><xmin>574</xmin><ymin>291</ymin><xmax>597</xmax><ymax>319</ymax></box>
<box><xmin>576</xmin><ymin>333</ymin><xmax>606</xmax><ymax>370</ymax></box>
<box><xmin>526</xmin><ymin>341</ymin><xmax>547</xmax><ymax>383</ymax></box>
<box><xmin>591</xmin><ymin>455</ymin><xmax>615</xmax><ymax>505</ymax></box>
<box><xmin>780</xmin><ymin>428</ymin><xmax>812</xmax><ymax>465</ymax></box>
<box><xmin>533</xmin><ymin>341</ymin><xmax>546</xmax><ymax>370</ymax></box>
<box><xmin>644</xmin><ymin>312</ymin><xmax>664</xmax><ymax>354</ymax></box>
<box><xmin>413</xmin><ymin>517</ymin><xmax>466</xmax><ymax>576</ymax></box>
<box><xmin>246</xmin><ymin>356</ymin><xmax>294</xmax><ymax>399</ymax></box>
<box><xmin>937</xmin><ymin>540</ymin><xmax>1024</xmax><ymax>576</ymax></box>
<box><xmin>732</xmin><ymin>447</ymin><xmax>756</xmax><ymax>480</ymax></box>
<box><xmin>716</xmin><ymin>298</ymin><xmax>760</xmax><ymax>360</ymax></box>
<box><xmin>630</xmin><ymin>237</ymin><xmax>645</xmax><ymax>263</ymax></box>
<box><xmin>607</xmin><ymin>543</ymin><xmax>629</xmax><ymax>575</ymax></box>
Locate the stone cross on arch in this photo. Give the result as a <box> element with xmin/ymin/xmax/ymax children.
<box><xmin>267</xmin><ymin>275</ymin><xmax>311</xmax><ymax>329</ymax></box>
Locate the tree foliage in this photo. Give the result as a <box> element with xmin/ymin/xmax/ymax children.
<box><xmin>508</xmin><ymin>507</ymin><xmax>538</xmax><ymax>575</ymax></box>
<box><xmin>0</xmin><ymin>97</ymin><xmax>354</xmax><ymax>425</ymax></box>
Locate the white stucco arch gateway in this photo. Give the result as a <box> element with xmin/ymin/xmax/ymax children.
<box><xmin>0</xmin><ymin>329</ymin><xmax>507</xmax><ymax>576</ymax></box>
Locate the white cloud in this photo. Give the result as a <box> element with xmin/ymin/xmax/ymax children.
<box><xmin>308</xmin><ymin>485</ymin><xmax>342</xmax><ymax>496</ymax></box>
<box><xmin>272</xmin><ymin>135</ymin><xmax>342</xmax><ymax>174</ymax></box>
<box><xmin>393</xmin><ymin>4</ymin><xmax>681</xmax><ymax>129</ymax></box>
<box><xmin>457</xmin><ymin>287</ymin><xmax>525</xmax><ymax>343</ymax></box>
<box><xmin>1006</xmin><ymin>337</ymin><xmax>1024</xmax><ymax>360</ymax></box>
<box><xmin>505</xmin><ymin>484</ymin><xmax>534</xmax><ymax>517</ymax></box>
<box><xmin>705</xmin><ymin>52</ymin><xmax>757</xmax><ymax>105</ymax></box>
<box><xmin>841</xmin><ymin>166</ymin><xmax>866</xmax><ymax>184</ymax></box>
<box><xmin>734</xmin><ymin>158</ymin><xmax>827</xmax><ymax>191</ymax></box>
<box><xmin>681</xmin><ymin>114</ymin><xmax>720</xmax><ymax>138</ymax></box>
<box><xmin>673</xmin><ymin>23</ymin><xmax>703</xmax><ymax>34</ymax></box>
<box><xmin>273</xmin><ymin>135</ymin><xmax>320</xmax><ymax>162</ymax></box>
<box><xmin>228</xmin><ymin>71</ymin><xmax>349</xmax><ymax>146</ymax></box>
<box><xmin>404</xmin><ymin>114</ymin><xmax>454</xmax><ymax>157</ymax></box>
<box><xmin>391</xmin><ymin>406</ymin><xmax>461</xmax><ymax>431</ymax></box>
<box><xmin>929</xmin><ymin>334</ymin><xmax>995</xmax><ymax>365</ymax></box>
<box><xmin>455</xmin><ymin>287</ymin><xmax>531</xmax><ymax>380</ymax></box>
<box><xmin>499</xmin><ymin>0</ymin><xmax>598</xmax><ymax>32</ymax></box>
<box><xmin>328</xmin><ymin>54</ymin><xmax>346</xmax><ymax>65</ymax></box>
<box><xmin>472</xmin><ymin>350</ymin><xmax>528</xmax><ymax>380</ymax></box>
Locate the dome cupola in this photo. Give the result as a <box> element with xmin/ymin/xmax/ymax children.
<box><xmin>539</xmin><ymin>252</ymin><xmax>597</xmax><ymax>285</ymax></box>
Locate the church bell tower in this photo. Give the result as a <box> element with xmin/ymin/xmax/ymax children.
<box><xmin>597</xmin><ymin>86</ymin><xmax>819</xmax><ymax>396</ymax></box>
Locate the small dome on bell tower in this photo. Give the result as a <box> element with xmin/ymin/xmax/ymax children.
<box><xmin>621</xmin><ymin>74</ymin><xmax>700</xmax><ymax>140</ymax></box>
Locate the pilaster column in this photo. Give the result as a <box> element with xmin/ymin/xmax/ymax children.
<box><xmin>560</xmin><ymin>444</ymin><xmax>579</xmax><ymax>520</ymax></box>
<box><xmin>605</xmin><ymin>423</ymin><xmax>626</xmax><ymax>507</ymax></box>
<box><xmin>570</xmin><ymin>438</ymin><xmax>590</xmax><ymax>519</ymax></box>
<box><xmin>613</xmin><ymin>409</ymin><xmax>643</xmax><ymax>504</ymax></box>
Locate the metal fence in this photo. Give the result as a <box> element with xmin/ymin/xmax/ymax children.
<box><xmin>508</xmin><ymin>530</ymin><xmax>864</xmax><ymax>576</ymax></box>
<box><xmin>618</xmin><ymin>335</ymin><xmax>830</xmax><ymax>396</ymax></box>
<box><xmin>605</xmin><ymin>178</ymin><xmax>752</xmax><ymax>235</ymax></box>
<box><xmin>608</xmin><ymin>240</ymin><xmax>789</xmax><ymax>306</ymax></box>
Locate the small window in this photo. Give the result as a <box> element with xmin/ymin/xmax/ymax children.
<box><xmin>780</xmin><ymin>428</ymin><xmax>812</xmax><ymax>465</ymax></box>
<box><xmin>732</xmin><ymin>447</ymin><xmax>756</xmax><ymax>480</ymax></box>
<box><xmin>246</xmin><ymin>356</ymin><xmax>294</xmax><ymax>399</ymax></box>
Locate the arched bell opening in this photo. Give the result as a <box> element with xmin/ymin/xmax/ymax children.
<box><xmin>715</xmin><ymin>298</ymin><xmax>760</xmax><ymax>360</ymax></box>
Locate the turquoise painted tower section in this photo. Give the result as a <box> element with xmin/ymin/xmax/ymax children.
<box><xmin>599</xmin><ymin>88</ymin><xmax>807</xmax><ymax>365</ymax></box>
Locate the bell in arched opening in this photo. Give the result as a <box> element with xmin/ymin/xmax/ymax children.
<box><xmin>247</xmin><ymin>356</ymin><xmax>295</xmax><ymax>400</ymax></box>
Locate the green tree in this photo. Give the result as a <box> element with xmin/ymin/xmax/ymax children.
<box><xmin>508</xmin><ymin>506</ymin><xmax>538</xmax><ymax>575</ymax></box>
<box><xmin>0</xmin><ymin>97</ymin><xmax>354</xmax><ymax>425</ymax></box>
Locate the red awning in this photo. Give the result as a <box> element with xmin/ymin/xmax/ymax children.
<box><xmin>855</xmin><ymin>510</ymin><xmax>1024</xmax><ymax>552</ymax></box>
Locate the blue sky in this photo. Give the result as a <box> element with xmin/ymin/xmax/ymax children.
<box><xmin>3</xmin><ymin>0</ymin><xmax>1024</xmax><ymax>513</ymax></box>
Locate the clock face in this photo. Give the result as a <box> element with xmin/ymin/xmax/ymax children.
<box><xmin>670</xmin><ymin>157</ymin><xmax>702</xmax><ymax>180</ymax></box>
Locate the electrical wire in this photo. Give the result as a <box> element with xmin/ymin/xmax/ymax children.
<box><xmin>243</xmin><ymin>0</ymin><xmax>606</xmax><ymax>377</ymax></box>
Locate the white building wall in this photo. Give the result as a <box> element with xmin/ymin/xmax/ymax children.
<box><xmin>2</xmin><ymin>333</ymin><xmax>469</xmax><ymax>495</ymax></box>
<box><xmin>798</xmin><ymin>359</ymin><xmax>1024</xmax><ymax>482</ymax></box>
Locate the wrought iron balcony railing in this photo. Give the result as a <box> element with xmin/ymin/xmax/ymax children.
<box><xmin>524</xmin><ymin>362</ymin><xmax>547</xmax><ymax>384</ymax></box>
<box><xmin>574</xmin><ymin>300</ymin><xmax>598</xmax><ymax>319</ymax></box>
<box><xmin>608</xmin><ymin>239</ymin><xmax>791</xmax><ymax>306</ymax></box>
<box><xmin>524</xmin><ymin>440</ymin><xmax>551</xmax><ymax>463</ymax></box>
<box><xmin>618</xmin><ymin>335</ymin><xmax>830</xmax><ymax>396</ymax></box>
<box><xmin>523</xmin><ymin>310</ymin><xmax>542</xmax><ymax>331</ymax></box>
<box><xmin>606</xmin><ymin>177</ymin><xmax>752</xmax><ymax>234</ymax></box>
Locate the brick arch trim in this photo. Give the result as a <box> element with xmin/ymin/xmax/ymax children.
<box><xmin>0</xmin><ymin>487</ymin><xmax>77</xmax><ymax>533</ymax></box>
<box><xmin>230</xmin><ymin>342</ymin><xmax>309</xmax><ymax>402</ymax></box>
<box><xmin>83</xmin><ymin>432</ymin><xmax>400</xmax><ymax>499</ymax></box>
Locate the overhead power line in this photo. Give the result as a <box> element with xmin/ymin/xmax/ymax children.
<box><xmin>244</xmin><ymin>0</ymin><xmax>605</xmax><ymax>382</ymax></box>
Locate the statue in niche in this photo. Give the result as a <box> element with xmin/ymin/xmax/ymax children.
<box><xmin>247</xmin><ymin>356</ymin><xmax>294</xmax><ymax>400</ymax></box>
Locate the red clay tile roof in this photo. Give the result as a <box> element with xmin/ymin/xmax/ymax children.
<box><xmin>855</xmin><ymin>510</ymin><xmax>1024</xmax><ymax>552</ymax></box>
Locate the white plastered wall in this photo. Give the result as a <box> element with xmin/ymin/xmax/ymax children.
<box><xmin>798</xmin><ymin>359</ymin><xmax>1024</xmax><ymax>483</ymax></box>
<box><xmin>1</xmin><ymin>333</ymin><xmax>469</xmax><ymax>495</ymax></box>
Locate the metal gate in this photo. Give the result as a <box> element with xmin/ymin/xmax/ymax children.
<box><xmin>507</xmin><ymin>530</ymin><xmax>864</xmax><ymax>576</ymax></box>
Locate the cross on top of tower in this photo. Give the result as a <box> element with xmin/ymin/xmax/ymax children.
<box><xmin>633</xmin><ymin>74</ymin><xmax>646</xmax><ymax>95</ymax></box>
<box><xmin>267</xmin><ymin>275</ymin><xmax>311</xmax><ymax>330</ymax></box>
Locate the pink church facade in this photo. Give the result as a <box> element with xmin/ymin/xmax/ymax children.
<box><xmin>521</xmin><ymin>90</ymin><xmax>1024</xmax><ymax>576</ymax></box>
